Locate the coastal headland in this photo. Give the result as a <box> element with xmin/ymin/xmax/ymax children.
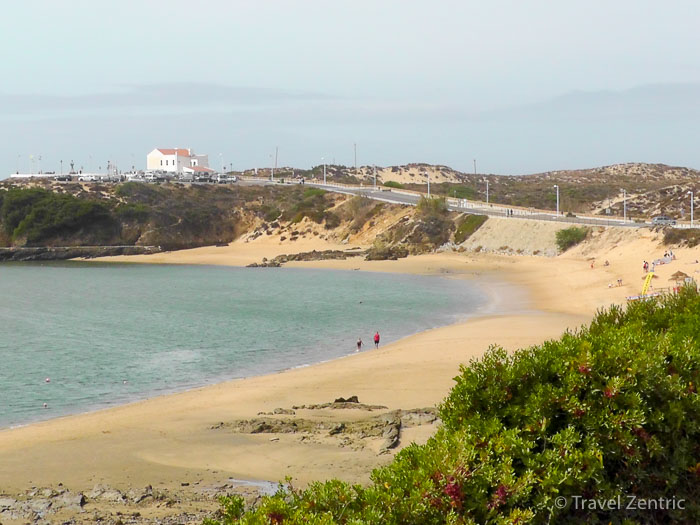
<box><xmin>1</xmin><ymin>214</ymin><xmax>696</xmax><ymax>523</ymax></box>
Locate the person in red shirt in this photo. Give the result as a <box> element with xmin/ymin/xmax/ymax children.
<box><xmin>374</xmin><ymin>331</ymin><xmax>380</xmax><ymax>349</ymax></box>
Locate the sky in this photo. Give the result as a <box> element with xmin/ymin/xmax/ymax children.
<box><xmin>1</xmin><ymin>0</ymin><xmax>699</xmax><ymax>177</ymax></box>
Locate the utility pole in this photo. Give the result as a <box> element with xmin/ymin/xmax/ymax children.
<box><xmin>373</xmin><ymin>165</ymin><xmax>377</xmax><ymax>189</ymax></box>
<box><xmin>322</xmin><ymin>157</ymin><xmax>326</xmax><ymax>184</ymax></box>
<box><xmin>354</xmin><ymin>143</ymin><xmax>357</xmax><ymax>180</ymax></box>
<box><xmin>688</xmin><ymin>190</ymin><xmax>694</xmax><ymax>228</ymax></box>
<box><xmin>554</xmin><ymin>185</ymin><xmax>560</xmax><ymax>216</ymax></box>
<box><xmin>426</xmin><ymin>171</ymin><xmax>431</xmax><ymax>197</ymax></box>
<box><xmin>473</xmin><ymin>158</ymin><xmax>476</xmax><ymax>175</ymax></box>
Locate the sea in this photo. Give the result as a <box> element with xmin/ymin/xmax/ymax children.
<box><xmin>0</xmin><ymin>262</ymin><xmax>489</xmax><ymax>429</ymax></box>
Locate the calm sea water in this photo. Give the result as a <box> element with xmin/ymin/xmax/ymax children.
<box><xmin>0</xmin><ymin>262</ymin><xmax>488</xmax><ymax>428</ymax></box>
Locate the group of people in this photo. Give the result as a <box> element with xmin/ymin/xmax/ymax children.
<box><xmin>357</xmin><ymin>331</ymin><xmax>380</xmax><ymax>352</ymax></box>
<box><xmin>608</xmin><ymin>278</ymin><xmax>624</xmax><ymax>288</ymax></box>
<box><xmin>643</xmin><ymin>250</ymin><xmax>676</xmax><ymax>274</ymax></box>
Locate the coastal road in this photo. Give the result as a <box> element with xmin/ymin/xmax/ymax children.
<box><xmin>239</xmin><ymin>177</ymin><xmax>649</xmax><ymax>229</ymax></box>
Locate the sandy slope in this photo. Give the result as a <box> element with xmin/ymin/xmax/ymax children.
<box><xmin>2</xmin><ymin>221</ymin><xmax>698</xmax><ymax>522</ymax></box>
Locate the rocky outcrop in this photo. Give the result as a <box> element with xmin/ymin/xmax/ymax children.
<box><xmin>247</xmin><ymin>249</ymin><xmax>366</xmax><ymax>267</ymax></box>
<box><xmin>213</xmin><ymin>404</ymin><xmax>439</xmax><ymax>455</ymax></box>
<box><xmin>0</xmin><ymin>245</ymin><xmax>161</xmax><ymax>261</ymax></box>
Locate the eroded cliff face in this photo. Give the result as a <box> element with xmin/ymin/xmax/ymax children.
<box><xmin>0</xmin><ymin>180</ymin><xmax>489</xmax><ymax>261</ymax></box>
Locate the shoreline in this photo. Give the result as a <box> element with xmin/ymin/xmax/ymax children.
<box><xmin>3</xmin><ymin>230</ymin><xmax>676</xmax><ymax>522</ymax></box>
<box><xmin>0</xmin><ymin>268</ymin><xmax>498</xmax><ymax>432</ymax></box>
<box><xmin>1</xmin><ymin>266</ymin><xmax>498</xmax><ymax>432</ymax></box>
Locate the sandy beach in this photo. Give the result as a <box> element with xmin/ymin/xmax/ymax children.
<box><xmin>1</xmin><ymin>223</ymin><xmax>697</xmax><ymax>522</ymax></box>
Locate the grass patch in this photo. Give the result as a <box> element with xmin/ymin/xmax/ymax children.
<box><xmin>383</xmin><ymin>181</ymin><xmax>404</xmax><ymax>189</ymax></box>
<box><xmin>454</xmin><ymin>214</ymin><xmax>487</xmax><ymax>244</ymax></box>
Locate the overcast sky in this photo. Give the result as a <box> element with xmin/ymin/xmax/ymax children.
<box><xmin>1</xmin><ymin>0</ymin><xmax>699</xmax><ymax>177</ymax></box>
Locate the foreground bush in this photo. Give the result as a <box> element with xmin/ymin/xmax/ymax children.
<box><xmin>207</xmin><ymin>288</ymin><xmax>700</xmax><ymax>524</ymax></box>
<box><xmin>555</xmin><ymin>226</ymin><xmax>588</xmax><ymax>252</ymax></box>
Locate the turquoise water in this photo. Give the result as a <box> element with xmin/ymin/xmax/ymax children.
<box><xmin>0</xmin><ymin>262</ymin><xmax>487</xmax><ymax>428</ymax></box>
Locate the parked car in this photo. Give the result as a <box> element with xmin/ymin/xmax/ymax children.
<box><xmin>77</xmin><ymin>175</ymin><xmax>96</xmax><ymax>182</ymax></box>
<box><xmin>53</xmin><ymin>175</ymin><xmax>71</xmax><ymax>182</ymax></box>
<box><xmin>216</xmin><ymin>174</ymin><xmax>238</xmax><ymax>183</ymax></box>
<box><xmin>651</xmin><ymin>215</ymin><xmax>676</xmax><ymax>226</ymax></box>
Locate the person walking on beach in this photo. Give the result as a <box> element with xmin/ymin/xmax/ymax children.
<box><xmin>356</xmin><ymin>338</ymin><xmax>363</xmax><ymax>352</ymax></box>
<box><xmin>374</xmin><ymin>331</ymin><xmax>380</xmax><ymax>349</ymax></box>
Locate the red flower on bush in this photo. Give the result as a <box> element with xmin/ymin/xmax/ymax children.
<box><xmin>443</xmin><ymin>476</ymin><xmax>463</xmax><ymax>509</ymax></box>
<box><xmin>487</xmin><ymin>484</ymin><xmax>510</xmax><ymax>510</ymax></box>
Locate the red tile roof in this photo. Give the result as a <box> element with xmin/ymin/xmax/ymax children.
<box><xmin>157</xmin><ymin>148</ymin><xmax>191</xmax><ymax>156</ymax></box>
<box><xmin>188</xmin><ymin>166</ymin><xmax>215</xmax><ymax>172</ymax></box>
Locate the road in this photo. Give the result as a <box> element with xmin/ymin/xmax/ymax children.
<box><xmin>239</xmin><ymin>177</ymin><xmax>649</xmax><ymax>229</ymax></box>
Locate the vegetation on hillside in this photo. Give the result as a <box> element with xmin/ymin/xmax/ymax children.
<box><xmin>1</xmin><ymin>187</ymin><xmax>117</xmax><ymax>246</ymax></box>
<box><xmin>207</xmin><ymin>288</ymin><xmax>700</xmax><ymax>524</ymax></box>
<box><xmin>316</xmin><ymin>162</ymin><xmax>700</xmax><ymax>219</ymax></box>
<box><xmin>663</xmin><ymin>228</ymin><xmax>700</xmax><ymax>248</ymax></box>
<box><xmin>0</xmin><ymin>183</ymin><xmax>343</xmax><ymax>250</ymax></box>
<box><xmin>555</xmin><ymin>226</ymin><xmax>589</xmax><ymax>252</ymax></box>
<box><xmin>454</xmin><ymin>215</ymin><xmax>488</xmax><ymax>244</ymax></box>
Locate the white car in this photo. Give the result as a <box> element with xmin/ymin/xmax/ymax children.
<box><xmin>651</xmin><ymin>215</ymin><xmax>676</xmax><ymax>226</ymax></box>
<box><xmin>77</xmin><ymin>175</ymin><xmax>96</xmax><ymax>182</ymax></box>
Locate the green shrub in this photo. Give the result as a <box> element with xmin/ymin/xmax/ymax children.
<box><xmin>555</xmin><ymin>226</ymin><xmax>588</xmax><ymax>252</ymax></box>
<box><xmin>345</xmin><ymin>196</ymin><xmax>383</xmax><ymax>233</ymax></box>
<box><xmin>115</xmin><ymin>181</ymin><xmax>162</xmax><ymax>203</ymax></box>
<box><xmin>281</xmin><ymin>188</ymin><xmax>333</xmax><ymax>224</ymax></box>
<box><xmin>1</xmin><ymin>187</ymin><xmax>117</xmax><ymax>245</ymax></box>
<box><xmin>260</xmin><ymin>205</ymin><xmax>281</xmax><ymax>222</ymax></box>
<box><xmin>416</xmin><ymin>196</ymin><xmax>448</xmax><ymax>218</ymax></box>
<box><xmin>115</xmin><ymin>203</ymin><xmax>151</xmax><ymax>223</ymax></box>
<box><xmin>383</xmin><ymin>181</ymin><xmax>404</xmax><ymax>189</ymax></box>
<box><xmin>209</xmin><ymin>288</ymin><xmax>700</xmax><ymax>524</ymax></box>
<box><xmin>454</xmin><ymin>215</ymin><xmax>487</xmax><ymax>244</ymax></box>
<box><xmin>302</xmin><ymin>188</ymin><xmax>326</xmax><ymax>199</ymax></box>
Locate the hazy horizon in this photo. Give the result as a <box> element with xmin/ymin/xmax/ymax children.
<box><xmin>2</xmin><ymin>1</ymin><xmax>699</xmax><ymax>177</ymax></box>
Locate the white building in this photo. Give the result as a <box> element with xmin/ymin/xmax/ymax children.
<box><xmin>146</xmin><ymin>148</ymin><xmax>210</xmax><ymax>173</ymax></box>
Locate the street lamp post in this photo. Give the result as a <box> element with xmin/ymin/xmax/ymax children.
<box><xmin>553</xmin><ymin>185</ymin><xmax>560</xmax><ymax>216</ymax></box>
<box><xmin>373</xmin><ymin>165</ymin><xmax>377</xmax><ymax>189</ymax></box>
<box><xmin>426</xmin><ymin>171</ymin><xmax>431</xmax><ymax>197</ymax></box>
<box><xmin>60</xmin><ymin>159</ymin><xmax>63</xmax><ymax>175</ymax></box>
<box><xmin>688</xmin><ymin>191</ymin><xmax>694</xmax><ymax>228</ymax></box>
<box><xmin>322</xmin><ymin>157</ymin><xmax>326</xmax><ymax>184</ymax></box>
<box><xmin>485</xmin><ymin>179</ymin><xmax>489</xmax><ymax>204</ymax></box>
<box><xmin>621</xmin><ymin>189</ymin><xmax>627</xmax><ymax>222</ymax></box>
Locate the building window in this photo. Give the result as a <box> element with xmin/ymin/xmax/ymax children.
<box><xmin>160</xmin><ymin>160</ymin><xmax>163</xmax><ymax>166</ymax></box>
